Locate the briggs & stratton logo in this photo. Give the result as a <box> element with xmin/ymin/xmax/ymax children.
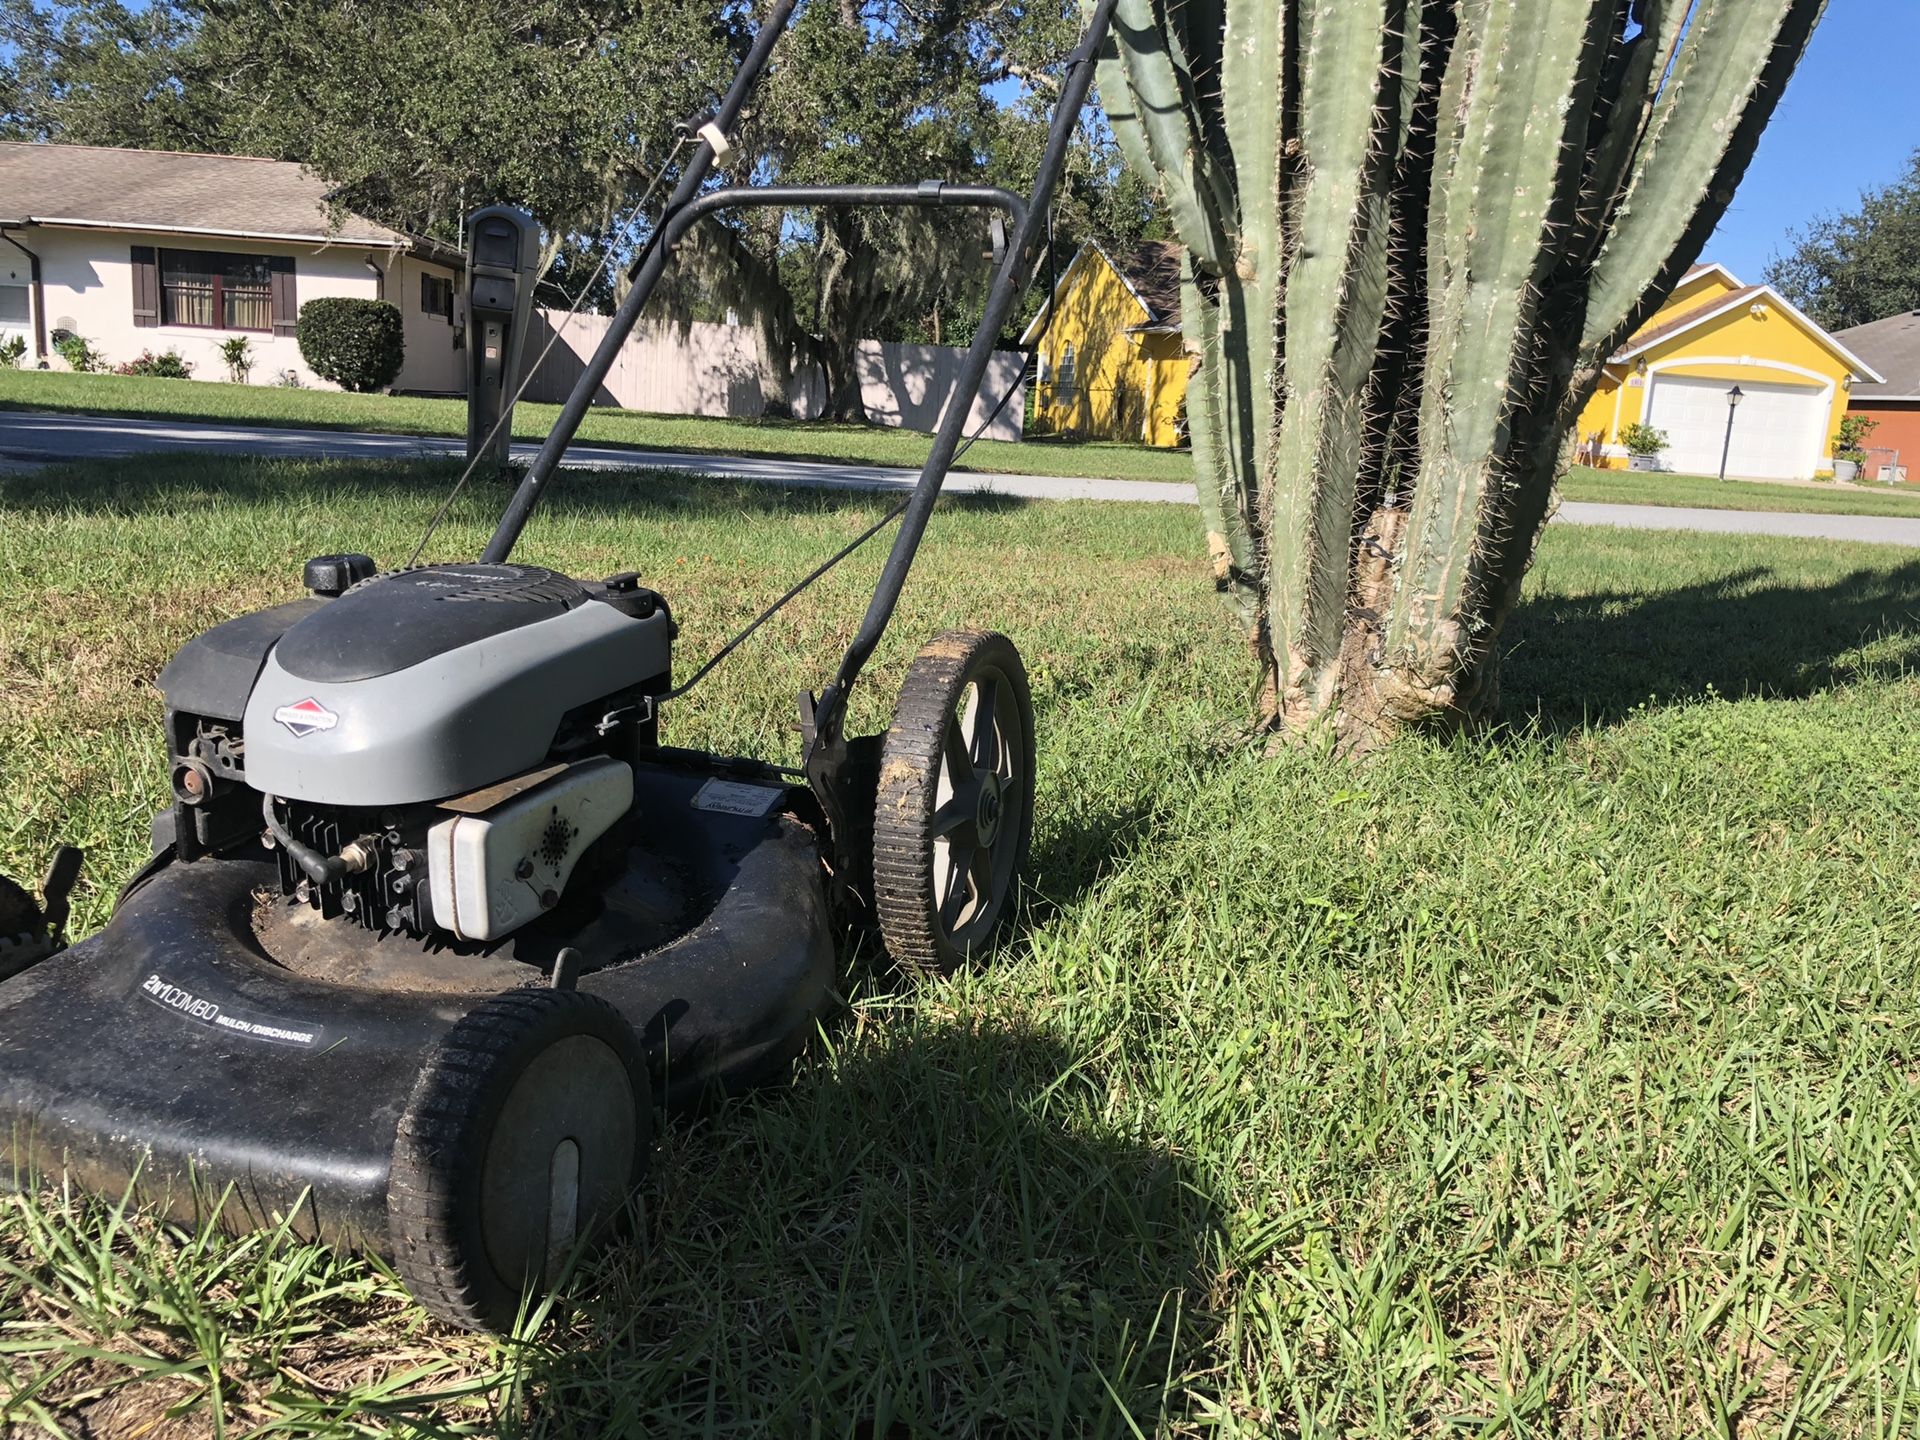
<box><xmin>273</xmin><ymin>697</ymin><xmax>339</xmax><ymax>737</ymax></box>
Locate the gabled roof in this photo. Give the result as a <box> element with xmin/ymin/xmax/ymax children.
<box><xmin>1832</xmin><ymin>310</ymin><xmax>1920</xmax><ymax>402</ymax></box>
<box><xmin>0</xmin><ymin>141</ymin><xmax>419</xmax><ymax>250</ymax></box>
<box><xmin>1115</xmin><ymin>240</ymin><xmax>1183</xmax><ymax>327</ymax></box>
<box><xmin>1620</xmin><ymin>283</ymin><xmax>1766</xmax><ymax>354</ymax></box>
<box><xmin>1609</xmin><ymin>268</ymin><xmax>1885</xmax><ymax>383</ymax></box>
<box><xmin>1020</xmin><ymin>238</ymin><xmax>1185</xmax><ymax>344</ymax></box>
<box><xmin>1678</xmin><ymin>260</ymin><xmax>1741</xmax><ymax>290</ymax></box>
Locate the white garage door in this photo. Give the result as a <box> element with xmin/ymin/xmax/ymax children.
<box><xmin>1642</xmin><ymin>373</ymin><xmax>1827</xmax><ymax>480</ymax></box>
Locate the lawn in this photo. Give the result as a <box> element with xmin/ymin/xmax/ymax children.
<box><xmin>3</xmin><ymin>456</ymin><xmax>1919</xmax><ymax>1436</ymax></box>
<box><xmin>0</xmin><ymin>368</ymin><xmax>1194</xmax><ymax>484</ymax></box>
<box><xmin>12</xmin><ymin>370</ymin><xmax>1920</xmax><ymax>523</ymax></box>
<box><xmin>1559</xmin><ymin>463</ymin><xmax>1920</xmax><ymax>519</ymax></box>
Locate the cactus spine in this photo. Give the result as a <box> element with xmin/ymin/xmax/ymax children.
<box><xmin>1099</xmin><ymin>0</ymin><xmax>1826</xmax><ymax>744</ymax></box>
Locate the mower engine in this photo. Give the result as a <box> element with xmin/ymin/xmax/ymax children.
<box><xmin>157</xmin><ymin>557</ymin><xmax>672</xmax><ymax>945</ymax></box>
<box><xmin>261</xmin><ymin>753</ymin><xmax>634</xmax><ymax>942</ymax></box>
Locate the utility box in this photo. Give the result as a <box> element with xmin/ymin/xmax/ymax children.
<box><xmin>464</xmin><ymin>205</ymin><xmax>541</xmax><ymax>468</ymax></box>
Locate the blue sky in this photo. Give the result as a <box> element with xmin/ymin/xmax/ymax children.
<box><xmin>1033</xmin><ymin>4</ymin><xmax>1916</xmax><ymax>285</ymax></box>
<box><xmin>1705</xmin><ymin>0</ymin><xmax>1919</xmax><ymax>283</ymax></box>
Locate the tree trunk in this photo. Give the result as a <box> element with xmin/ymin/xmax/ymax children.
<box><xmin>752</xmin><ymin>304</ymin><xmax>796</xmax><ymax>420</ymax></box>
<box><xmin>674</xmin><ymin>219</ymin><xmax>808</xmax><ymax>421</ymax></box>
<box><xmin>815</xmin><ymin>212</ymin><xmax>872</xmax><ymax>424</ymax></box>
<box><xmin>1104</xmin><ymin>0</ymin><xmax>1826</xmax><ymax>750</ymax></box>
<box><xmin>819</xmin><ymin>340</ymin><xmax>865</xmax><ymax>424</ymax></box>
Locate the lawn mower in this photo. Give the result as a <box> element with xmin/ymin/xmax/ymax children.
<box><xmin>0</xmin><ymin>0</ymin><xmax>1119</xmax><ymax>1331</ymax></box>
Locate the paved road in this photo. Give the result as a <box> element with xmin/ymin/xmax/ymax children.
<box><xmin>6</xmin><ymin>409</ymin><xmax>1920</xmax><ymax>548</ymax></box>
<box><xmin>0</xmin><ymin>409</ymin><xmax>1198</xmax><ymax>504</ymax></box>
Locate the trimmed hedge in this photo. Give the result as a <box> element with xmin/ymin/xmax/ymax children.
<box><xmin>296</xmin><ymin>298</ymin><xmax>405</xmax><ymax>393</ymax></box>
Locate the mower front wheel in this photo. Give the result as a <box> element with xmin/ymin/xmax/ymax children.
<box><xmin>873</xmin><ymin>630</ymin><xmax>1036</xmax><ymax>975</ymax></box>
<box><xmin>387</xmin><ymin>987</ymin><xmax>652</xmax><ymax>1332</ymax></box>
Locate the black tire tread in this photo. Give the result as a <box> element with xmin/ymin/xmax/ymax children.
<box><xmin>872</xmin><ymin>630</ymin><xmax>1034</xmax><ymax>975</ymax></box>
<box><xmin>387</xmin><ymin>986</ymin><xmax>649</xmax><ymax>1332</ymax></box>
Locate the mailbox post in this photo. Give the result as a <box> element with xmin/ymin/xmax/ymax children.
<box><xmin>464</xmin><ymin>205</ymin><xmax>540</xmax><ymax>469</ymax></box>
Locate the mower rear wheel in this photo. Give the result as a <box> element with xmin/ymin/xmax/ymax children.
<box><xmin>873</xmin><ymin>630</ymin><xmax>1036</xmax><ymax>975</ymax></box>
<box><xmin>388</xmin><ymin>987</ymin><xmax>652</xmax><ymax>1332</ymax></box>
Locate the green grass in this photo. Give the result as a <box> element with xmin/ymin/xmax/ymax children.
<box><xmin>1560</xmin><ymin>464</ymin><xmax>1920</xmax><ymax>518</ymax></box>
<box><xmin>13</xmin><ymin>368</ymin><xmax>1920</xmax><ymax>518</ymax></box>
<box><xmin>4</xmin><ymin>456</ymin><xmax>1920</xmax><ymax>1436</ymax></box>
<box><xmin>0</xmin><ymin>367</ymin><xmax>1194</xmax><ymax>484</ymax></box>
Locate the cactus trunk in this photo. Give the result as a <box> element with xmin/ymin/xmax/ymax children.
<box><xmin>1100</xmin><ymin>0</ymin><xmax>1825</xmax><ymax>746</ymax></box>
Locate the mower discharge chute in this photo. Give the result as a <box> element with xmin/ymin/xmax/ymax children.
<box><xmin>0</xmin><ymin>0</ymin><xmax>1118</xmax><ymax>1330</ymax></box>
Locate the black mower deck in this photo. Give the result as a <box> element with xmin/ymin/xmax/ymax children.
<box><xmin>0</xmin><ymin>0</ymin><xmax>1107</xmax><ymax>1331</ymax></box>
<box><xmin>0</xmin><ymin>761</ymin><xmax>836</xmax><ymax>1253</ymax></box>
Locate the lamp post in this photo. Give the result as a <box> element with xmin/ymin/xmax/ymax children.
<box><xmin>1717</xmin><ymin>384</ymin><xmax>1744</xmax><ymax>481</ymax></box>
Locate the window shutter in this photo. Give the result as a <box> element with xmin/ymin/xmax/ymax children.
<box><xmin>130</xmin><ymin>246</ymin><xmax>159</xmax><ymax>328</ymax></box>
<box><xmin>268</xmin><ymin>255</ymin><xmax>298</xmax><ymax>337</ymax></box>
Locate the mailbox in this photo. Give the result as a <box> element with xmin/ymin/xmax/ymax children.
<box><xmin>464</xmin><ymin>205</ymin><xmax>540</xmax><ymax>468</ymax></box>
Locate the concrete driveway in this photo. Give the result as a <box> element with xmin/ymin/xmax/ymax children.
<box><xmin>5</xmin><ymin>409</ymin><xmax>1920</xmax><ymax>548</ymax></box>
<box><xmin>1550</xmin><ymin>500</ymin><xmax>1920</xmax><ymax>548</ymax></box>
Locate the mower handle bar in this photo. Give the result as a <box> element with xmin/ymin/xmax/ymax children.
<box><xmin>480</xmin><ymin>0</ymin><xmax>800</xmax><ymax>565</ymax></box>
<box><xmin>805</xmin><ymin>0</ymin><xmax>1118</xmax><ymax>750</ymax></box>
<box><xmin>482</xmin><ymin>177</ymin><xmax>1027</xmax><ymax>565</ymax></box>
<box><xmin>480</xmin><ymin>0</ymin><xmax>1121</xmax><ymax>760</ymax></box>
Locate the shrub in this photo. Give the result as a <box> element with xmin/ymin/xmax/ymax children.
<box><xmin>1833</xmin><ymin>413</ymin><xmax>1878</xmax><ymax>465</ymax></box>
<box><xmin>295</xmin><ymin>298</ymin><xmax>404</xmax><ymax>392</ymax></box>
<box><xmin>52</xmin><ymin>331</ymin><xmax>102</xmax><ymax>373</ymax></box>
<box><xmin>113</xmin><ymin>348</ymin><xmax>194</xmax><ymax>379</ymax></box>
<box><xmin>0</xmin><ymin>335</ymin><xmax>25</xmax><ymax>369</ymax></box>
<box><xmin>219</xmin><ymin>335</ymin><xmax>254</xmax><ymax>384</ymax></box>
<box><xmin>1619</xmin><ymin>422</ymin><xmax>1668</xmax><ymax>456</ymax></box>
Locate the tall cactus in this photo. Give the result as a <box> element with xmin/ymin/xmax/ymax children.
<box><xmin>1100</xmin><ymin>0</ymin><xmax>1825</xmax><ymax>744</ymax></box>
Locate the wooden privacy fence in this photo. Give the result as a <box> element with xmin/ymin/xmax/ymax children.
<box><xmin>520</xmin><ymin>310</ymin><xmax>1026</xmax><ymax>442</ymax></box>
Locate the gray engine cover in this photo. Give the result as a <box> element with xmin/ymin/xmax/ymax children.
<box><xmin>244</xmin><ymin>601</ymin><xmax>669</xmax><ymax>806</ymax></box>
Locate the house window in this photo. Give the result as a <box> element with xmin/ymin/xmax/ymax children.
<box><xmin>1056</xmin><ymin>343</ymin><xmax>1078</xmax><ymax>398</ymax></box>
<box><xmin>420</xmin><ymin>272</ymin><xmax>454</xmax><ymax>321</ymax></box>
<box><xmin>160</xmin><ymin>250</ymin><xmax>274</xmax><ymax>331</ymax></box>
<box><xmin>0</xmin><ymin>285</ymin><xmax>27</xmax><ymax>326</ymax></box>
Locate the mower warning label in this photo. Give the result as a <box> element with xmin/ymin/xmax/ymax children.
<box><xmin>138</xmin><ymin>974</ymin><xmax>327</xmax><ymax>1050</ymax></box>
<box><xmin>691</xmin><ymin>778</ymin><xmax>786</xmax><ymax>818</ymax></box>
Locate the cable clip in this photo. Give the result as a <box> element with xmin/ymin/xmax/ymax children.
<box><xmin>698</xmin><ymin>121</ymin><xmax>734</xmax><ymax>160</ymax></box>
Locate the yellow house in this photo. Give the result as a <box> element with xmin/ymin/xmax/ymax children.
<box><xmin>1575</xmin><ymin>262</ymin><xmax>1884</xmax><ymax>479</ymax></box>
<box><xmin>1024</xmin><ymin>240</ymin><xmax>1189</xmax><ymax>448</ymax></box>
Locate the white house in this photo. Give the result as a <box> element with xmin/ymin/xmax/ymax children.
<box><xmin>0</xmin><ymin>142</ymin><xmax>465</xmax><ymax>393</ymax></box>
